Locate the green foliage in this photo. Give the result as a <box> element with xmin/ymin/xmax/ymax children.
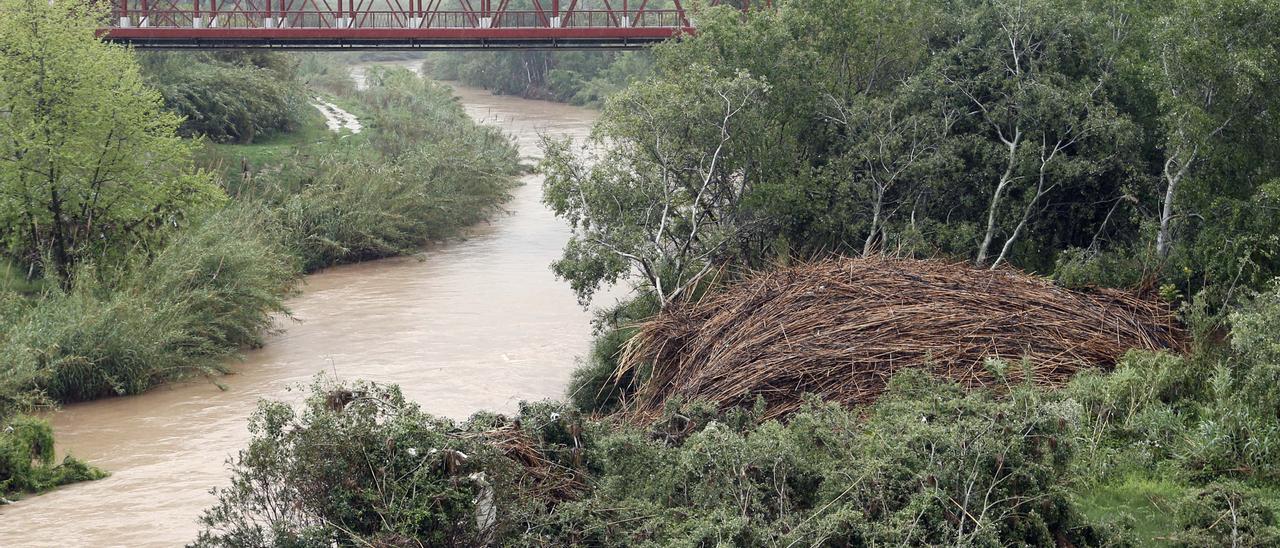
<box><xmin>296</xmin><ymin>53</ymin><xmax>358</xmax><ymax>96</ymax></box>
<box><xmin>0</xmin><ymin>0</ymin><xmax>222</xmax><ymax>284</ymax></box>
<box><xmin>567</xmin><ymin>294</ymin><xmax>659</xmax><ymax>414</ymax></box>
<box><xmin>540</xmin><ymin>0</ymin><xmax>1280</xmax><ymax>309</ymax></box>
<box><xmin>193</xmin><ymin>377</ymin><xmax>528</xmax><ymax>547</ymax></box>
<box><xmin>427</xmin><ymin>50</ymin><xmax>653</xmax><ymax>107</ymax></box>
<box><xmin>1</xmin><ymin>415</ymin><xmax>106</xmax><ymax>499</ymax></box>
<box><xmin>1146</xmin><ymin>0</ymin><xmax>1280</xmax><ymax>267</ymax></box>
<box><xmin>542</xmin><ymin>66</ymin><xmax>767</xmax><ymax>306</ymax></box>
<box><xmin>0</xmin><ymin>206</ymin><xmax>296</xmax><ymax>406</ymax></box>
<box><xmin>355</xmin><ymin>67</ymin><xmax>519</xmax><ymax>164</ymax></box>
<box><xmin>235</xmin><ymin>67</ymin><xmax>519</xmax><ymax>273</ymax></box>
<box><xmin>1057</xmin><ymin>280</ymin><xmax>1280</xmax><ymax>489</ymax></box>
<box><xmin>251</xmin><ymin>144</ymin><xmax>506</xmax><ymax>272</ymax></box>
<box><xmin>1171</xmin><ymin>482</ymin><xmax>1280</xmax><ymax>547</ymax></box>
<box><xmin>0</xmin><ymin>52</ymin><xmax>519</xmax><ymax>418</ymax></box>
<box><xmin>534</xmin><ymin>374</ymin><xmax>1117</xmax><ymax>547</ymax></box>
<box><xmin>1053</xmin><ymin>246</ymin><xmax>1156</xmax><ymax>291</ymax></box>
<box><xmin>199</xmin><ymin>374</ymin><xmax>1125</xmax><ymax>547</ymax></box>
<box><xmin>139</xmin><ymin>52</ymin><xmax>307</xmax><ymax>144</ymax></box>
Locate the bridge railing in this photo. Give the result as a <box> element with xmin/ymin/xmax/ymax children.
<box><xmin>111</xmin><ymin>9</ymin><xmax>690</xmax><ymax>30</ymax></box>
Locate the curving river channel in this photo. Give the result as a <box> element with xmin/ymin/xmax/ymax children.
<box><xmin>0</xmin><ymin>75</ymin><xmax>609</xmax><ymax>547</ymax></box>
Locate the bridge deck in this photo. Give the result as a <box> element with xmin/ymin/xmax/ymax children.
<box><xmin>103</xmin><ymin>2</ymin><xmax>728</xmax><ymax>49</ymax></box>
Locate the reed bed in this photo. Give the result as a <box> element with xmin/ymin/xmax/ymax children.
<box><xmin>618</xmin><ymin>257</ymin><xmax>1186</xmax><ymax>422</ymax></box>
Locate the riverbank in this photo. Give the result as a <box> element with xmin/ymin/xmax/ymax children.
<box><xmin>0</xmin><ymin>81</ymin><xmax>607</xmax><ymax>547</ymax></box>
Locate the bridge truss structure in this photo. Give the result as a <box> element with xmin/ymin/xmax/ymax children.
<box><xmin>104</xmin><ymin>0</ymin><xmax>758</xmax><ymax>49</ymax></box>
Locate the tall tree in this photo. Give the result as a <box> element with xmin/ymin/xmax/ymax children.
<box><xmin>1147</xmin><ymin>0</ymin><xmax>1280</xmax><ymax>261</ymax></box>
<box><xmin>542</xmin><ymin>66</ymin><xmax>766</xmax><ymax>307</ymax></box>
<box><xmin>0</xmin><ymin>0</ymin><xmax>220</xmax><ymax>284</ymax></box>
<box><xmin>824</xmin><ymin>93</ymin><xmax>953</xmax><ymax>256</ymax></box>
<box><xmin>935</xmin><ymin>0</ymin><xmax>1133</xmax><ymax>268</ymax></box>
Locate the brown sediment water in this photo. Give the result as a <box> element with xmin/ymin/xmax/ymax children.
<box><xmin>0</xmin><ymin>75</ymin><xmax>610</xmax><ymax>547</ymax></box>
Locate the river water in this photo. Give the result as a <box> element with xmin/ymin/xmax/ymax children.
<box><xmin>0</xmin><ymin>77</ymin><xmax>607</xmax><ymax>546</ymax></box>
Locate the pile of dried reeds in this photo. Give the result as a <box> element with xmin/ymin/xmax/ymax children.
<box><xmin>617</xmin><ymin>257</ymin><xmax>1186</xmax><ymax>423</ymax></box>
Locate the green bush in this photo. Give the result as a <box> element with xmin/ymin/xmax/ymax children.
<box><xmin>193</xmin><ymin>377</ymin><xmax>530</xmax><ymax>547</ymax></box>
<box><xmin>1182</xmin><ymin>282</ymin><xmax>1280</xmax><ymax>482</ymax></box>
<box><xmin>1171</xmin><ymin>482</ymin><xmax>1280</xmax><ymax>547</ymax></box>
<box><xmin>0</xmin><ymin>206</ymin><xmax>296</xmax><ymax>405</ymax></box>
<box><xmin>197</xmin><ymin>373</ymin><xmax>1124</xmax><ymax>547</ymax></box>
<box><xmin>239</xmin><ymin>68</ymin><xmax>519</xmax><ymax>273</ymax></box>
<box><xmin>1</xmin><ymin>415</ymin><xmax>105</xmax><ymax>499</ymax></box>
<box><xmin>567</xmin><ymin>295</ymin><xmax>659</xmax><ymax>414</ymax></box>
<box><xmin>427</xmin><ymin>51</ymin><xmax>652</xmax><ymax>107</ymax></box>
<box><xmin>1053</xmin><ymin>246</ymin><xmax>1156</xmax><ymax>291</ymax></box>
<box><xmin>140</xmin><ymin>52</ymin><xmax>306</xmax><ymax>144</ymax></box>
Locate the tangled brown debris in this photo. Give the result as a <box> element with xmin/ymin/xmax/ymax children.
<box><xmin>463</xmin><ymin>426</ymin><xmax>585</xmax><ymax>502</ymax></box>
<box><xmin>617</xmin><ymin>257</ymin><xmax>1187</xmax><ymax>423</ymax></box>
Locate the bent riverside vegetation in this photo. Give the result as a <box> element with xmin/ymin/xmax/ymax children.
<box><xmin>5</xmin><ymin>0</ymin><xmax>1280</xmax><ymax>547</ymax></box>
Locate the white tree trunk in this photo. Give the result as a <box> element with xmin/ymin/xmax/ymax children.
<box><xmin>1156</xmin><ymin>146</ymin><xmax>1195</xmax><ymax>260</ymax></box>
<box><xmin>1155</xmin><ymin>175</ymin><xmax>1178</xmax><ymax>260</ymax></box>
<box><xmin>976</xmin><ymin>131</ymin><xmax>1021</xmax><ymax>266</ymax></box>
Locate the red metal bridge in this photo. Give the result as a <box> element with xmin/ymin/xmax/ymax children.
<box><xmin>104</xmin><ymin>0</ymin><xmax>755</xmax><ymax>49</ymax></box>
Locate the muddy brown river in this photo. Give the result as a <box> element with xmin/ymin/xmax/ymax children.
<box><xmin>0</xmin><ymin>78</ymin><xmax>608</xmax><ymax>546</ymax></box>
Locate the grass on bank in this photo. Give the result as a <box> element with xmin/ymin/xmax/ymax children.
<box><xmin>199</xmin><ymin>97</ymin><xmax>362</xmax><ymax>184</ymax></box>
<box><xmin>1076</xmin><ymin>476</ymin><xmax>1188</xmax><ymax>544</ymax></box>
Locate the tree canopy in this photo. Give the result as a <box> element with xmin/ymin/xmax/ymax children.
<box><xmin>0</xmin><ymin>0</ymin><xmax>221</xmax><ymax>284</ymax></box>
<box><xmin>543</xmin><ymin>0</ymin><xmax>1280</xmax><ymax>306</ymax></box>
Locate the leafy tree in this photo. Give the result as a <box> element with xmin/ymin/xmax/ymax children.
<box><xmin>0</xmin><ymin>0</ymin><xmax>220</xmax><ymax>284</ymax></box>
<box><xmin>823</xmin><ymin>91</ymin><xmax>953</xmax><ymax>256</ymax></box>
<box><xmin>1146</xmin><ymin>0</ymin><xmax>1280</xmax><ymax>261</ymax></box>
<box><xmin>933</xmin><ymin>0</ymin><xmax>1135</xmax><ymax>267</ymax></box>
<box><xmin>542</xmin><ymin>66</ymin><xmax>767</xmax><ymax>306</ymax></box>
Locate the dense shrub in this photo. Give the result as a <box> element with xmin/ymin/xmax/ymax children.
<box><xmin>1</xmin><ymin>415</ymin><xmax>105</xmax><ymax>499</ymax></box>
<box><xmin>1060</xmin><ymin>281</ymin><xmax>1280</xmax><ymax>486</ymax></box>
<box><xmin>237</xmin><ymin>67</ymin><xmax>519</xmax><ymax>272</ymax></box>
<box><xmin>140</xmin><ymin>52</ymin><xmax>307</xmax><ymax>143</ymax></box>
<box><xmin>1171</xmin><ymin>483</ymin><xmax>1280</xmax><ymax>547</ymax></box>
<box><xmin>541</xmin><ymin>374</ymin><xmax>1117</xmax><ymax>547</ymax></box>
<box><xmin>566</xmin><ymin>294</ymin><xmax>659</xmax><ymax>414</ymax></box>
<box><xmin>192</xmin><ymin>378</ymin><xmax>532</xmax><ymax>547</ymax></box>
<box><xmin>260</xmin><ymin>147</ymin><xmax>506</xmax><ymax>272</ymax></box>
<box><xmin>356</xmin><ymin>67</ymin><xmax>519</xmax><ymax>164</ymax></box>
<box><xmin>427</xmin><ymin>51</ymin><xmax>653</xmax><ymax>107</ymax></box>
<box><xmin>0</xmin><ymin>206</ymin><xmax>296</xmax><ymax>404</ymax></box>
<box><xmin>196</xmin><ymin>373</ymin><xmax>1123</xmax><ymax>547</ymax></box>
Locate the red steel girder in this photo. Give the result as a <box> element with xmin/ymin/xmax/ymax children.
<box><xmin>106</xmin><ymin>0</ymin><xmax>747</xmax><ymax>48</ymax></box>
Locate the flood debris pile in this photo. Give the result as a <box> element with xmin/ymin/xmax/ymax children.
<box><xmin>618</xmin><ymin>257</ymin><xmax>1186</xmax><ymax>422</ymax></box>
